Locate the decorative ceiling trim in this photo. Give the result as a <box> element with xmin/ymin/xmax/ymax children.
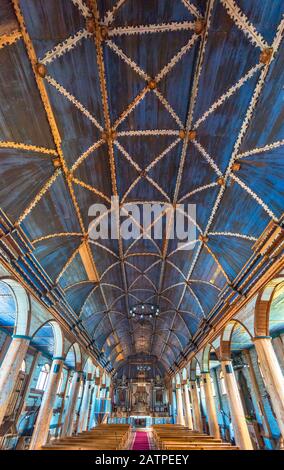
<box><xmin>0</xmin><ymin>140</ymin><xmax>57</xmax><ymax>156</ymax></box>
<box><xmin>0</xmin><ymin>29</ymin><xmax>21</xmax><ymax>49</ymax></box>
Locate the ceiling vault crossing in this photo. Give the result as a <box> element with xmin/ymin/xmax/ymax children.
<box><xmin>0</xmin><ymin>0</ymin><xmax>283</xmax><ymax>372</ymax></box>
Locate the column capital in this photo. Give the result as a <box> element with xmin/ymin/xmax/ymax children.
<box><xmin>222</xmin><ymin>362</ymin><xmax>234</xmax><ymax>374</ymax></box>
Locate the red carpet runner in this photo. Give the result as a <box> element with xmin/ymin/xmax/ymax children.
<box><xmin>131</xmin><ymin>431</ymin><xmax>150</xmax><ymax>450</ymax></box>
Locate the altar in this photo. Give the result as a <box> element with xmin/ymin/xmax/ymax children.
<box><xmin>131</xmin><ymin>384</ymin><xmax>151</xmax><ymax>414</ymax></box>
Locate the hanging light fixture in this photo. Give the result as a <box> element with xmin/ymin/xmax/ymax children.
<box><xmin>128</xmin><ymin>302</ymin><xmax>160</xmax><ymax>319</ymax></box>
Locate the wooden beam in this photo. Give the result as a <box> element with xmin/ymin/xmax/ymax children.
<box><xmin>79</xmin><ymin>241</ymin><xmax>98</xmax><ymax>282</ymax></box>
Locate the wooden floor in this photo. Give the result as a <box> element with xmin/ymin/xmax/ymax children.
<box><xmin>152</xmin><ymin>424</ymin><xmax>239</xmax><ymax>450</ymax></box>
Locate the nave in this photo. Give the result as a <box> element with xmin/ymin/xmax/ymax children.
<box><xmin>0</xmin><ymin>0</ymin><xmax>284</xmax><ymax>454</ymax></box>
<box><xmin>40</xmin><ymin>423</ymin><xmax>239</xmax><ymax>451</ymax></box>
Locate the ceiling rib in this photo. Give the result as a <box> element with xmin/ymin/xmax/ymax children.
<box><xmin>11</xmin><ymin>0</ymin><xmax>128</xmax><ymax>364</ymax></box>
<box><xmin>155</xmin><ymin>0</ymin><xmax>214</xmax><ymax>361</ymax></box>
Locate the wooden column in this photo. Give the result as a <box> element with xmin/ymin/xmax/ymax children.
<box><xmin>29</xmin><ymin>358</ymin><xmax>64</xmax><ymax>449</ymax></box>
<box><xmin>183</xmin><ymin>383</ymin><xmax>193</xmax><ymax>429</ymax></box>
<box><xmin>88</xmin><ymin>384</ymin><xmax>98</xmax><ymax>429</ymax></box>
<box><xmin>56</xmin><ymin>369</ymin><xmax>71</xmax><ymax>437</ymax></box>
<box><xmin>176</xmin><ymin>385</ymin><xmax>185</xmax><ymax>425</ymax></box>
<box><xmin>77</xmin><ymin>376</ymin><xmax>92</xmax><ymax>433</ymax></box>
<box><xmin>171</xmin><ymin>387</ymin><xmax>176</xmax><ymax>422</ymax></box>
<box><xmin>221</xmin><ymin>361</ymin><xmax>253</xmax><ymax>450</ymax></box>
<box><xmin>242</xmin><ymin>349</ymin><xmax>272</xmax><ymax>438</ymax></box>
<box><xmin>61</xmin><ymin>371</ymin><xmax>81</xmax><ymax>436</ymax></box>
<box><xmin>16</xmin><ymin>350</ymin><xmax>41</xmax><ymax>421</ymax></box>
<box><xmin>189</xmin><ymin>380</ymin><xmax>203</xmax><ymax>432</ymax></box>
<box><xmin>0</xmin><ymin>335</ymin><xmax>30</xmax><ymax>426</ymax></box>
<box><xmin>201</xmin><ymin>372</ymin><xmax>220</xmax><ymax>438</ymax></box>
<box><xmin>253</xmin><ymin>336</ymin><xmax>284</xmax><ymax>438</ymax></box>
<box><xmin>0</xmin><ymin>335</ymin><xmax>11</xmax><ymax>365</ymax></box>
<box><xmin>272</xmin><ymin>336</ymin><xmax>284</xmax><ymax>371</ymax></box>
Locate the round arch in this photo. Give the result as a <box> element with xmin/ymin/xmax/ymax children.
<box><xmin>175</xmin><ymin>371</ymin><xmax>182</xmax><ymax>385</ymax></box>
<box><xmin>65</xmin><ymin>342</ymin><xmax>82</xmax><ymax>371</ymax></box>
<box><xmin>188</xmin><ymin>356</ymin><xmax>201</xmax><ymax>381</ymax></box>
<box><xmin>84</xmin><ymin>357</ymin><xmax>95</xmax><ymax>378</ymax></box>
<box><xmin>105</xmin><ymin>374</ymin><xmax>111</xmax><ymax>387</ymax></box>
<box><xmin>181</xmin><ymin>367</ymin><xmax>187</xmax><ymax>381</ymax></box>
<box><xmin>0</xmin><ymin>277</ymin><xmax>31</xmax><ymax>336</ymax></box>
<box><xmin>201</xmin><ymin>343</ymin><xmax>215</xmax><ymax>373</ymax></box>
<box><xmin>255</xmin><ymin>277</ymin><xmax>284</xmax><ymax>337</ymax></box>
<box><xmin>220</xmin><ymin>319</ymin><xmax>253</xmax><ymax>360</ymax></box>
<box><xmin>31</xmin><ymin>320</ymin><xmax>64</xmax><ymax>358</ymax></box>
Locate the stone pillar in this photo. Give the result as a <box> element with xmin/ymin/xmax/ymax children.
<box><xmin>61</xmin><ymin>371</ymin><xmax>81</xmax><ymax>436</ymax></box>
<box><xmin>176</xmin><ymin>385</ymin><xmax>185</xmax><ymax>426</ymax></box>
<box><xmin>221</xmin><ymin>360</ymin><xmax>253</xmax><ymax>450</ymax></box>
<box><xmin>183</xmin><ymin>383</ymin><xmax>193</xmax><ymax>430</ymax></box>
<box><xmin>201</xmin><ymin>372</ymin><xmax>220</xmax><ymax>438</ymax></box>
<box><xmin>189</xmin><ymin>380</ymin><xmax>203</xmax><ymax>432</ymax></box>
<box><xmin>254</xmin><ymin>336</ymin><xmax>284</xmax><ymax>438</ymax></box>
<box><xmin>29</xmin><ymin>358</ymin><xmax>64</xmax><ymax>449</ymax></box>
<box><xmin>77</xmin><ymin>375</ymin><xmax>92</xmax><ymax>433</ymax></box>
<box><xmin>0</xmin><ymin>335</ymin><xmax>30</xmax><ymax>426</ymax></box>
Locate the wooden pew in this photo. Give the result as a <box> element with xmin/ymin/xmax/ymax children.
<box><xmin>41</xmin><ymin>424</ymin><xmax>131</xmax><ymax>451</ymax></box>
<box><xmin>152</xmin><ymin>424</ymin><xmax>239</xmax><ymax>451</ymax></box>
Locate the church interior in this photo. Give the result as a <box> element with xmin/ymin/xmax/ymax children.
<box><xmin>0</xmin><ymin>0</ymin><xmax>284</xmax><ymax>453</ymax></box>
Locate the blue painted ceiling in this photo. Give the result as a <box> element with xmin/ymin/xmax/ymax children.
<box><xmin>0</xmin><ymin>0</ymin><xmax>284</xmax><ymax>373</ymax></box>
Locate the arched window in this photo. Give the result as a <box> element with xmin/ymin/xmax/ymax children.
<box><xmin>211</xmin><ymin>377</ymin><xmax>216</xmax><ymax>397</ymax></box>
<box><xmin>57</xmin><ymin>371</ymin><xmax>64</xmax><ymax>394</ymax></box>
<box><xmin>78</xmin><ymin>381</ymin><xmax>84</xmax><ymax>399</ymax></box>
<box><xmin>20</xmin><ymin>360</ymin><xmax>26</xmax><ymax>373</ymax></box>
<box><xmin>219</xmin><ymin>371</ymin><xmax>227</xmax><ymax>395</ymax></box>
<box><xmin>36</xmin><ymin>363</ymin><xmax>50</xmax><ymax>391</ymax></box>
<box><xmin>66</xmin><ymin>376</ymin><xmax>73</xmax><ymax>397</ymax></box>
<box><xmin>199</xmin><ymin>381</ymin><xmax>205</xmax><ymax>400</ymax></box>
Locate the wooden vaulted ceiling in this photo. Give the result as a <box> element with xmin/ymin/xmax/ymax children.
<box><xmin>0</xmin><ymin>0</ymin><xmax>284</xmax><ymax>373</ymax></box>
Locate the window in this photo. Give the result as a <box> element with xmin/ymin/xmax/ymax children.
<box><xmin>78</xmin><ymin>382</ymin><xmax>83</xmax><ymax>399</ymax></box>
<box><xmin>36</xmin><ymin>363</ymin><xmax>50</xmax><ymax>391</ymax></box>
<box><xmin>66</xmin><ymin>376</ymin><xmax>73</xmax><ymax>397</ymax></box>
<box><xmin>219</xmin><ymin>371</ymin><xmax>227</xmax><ymax>395</ymax></box>
<box><xmin>211</xmin><ymin>377</ymin><xmax>216</xmax><ymax>397</ymax></box>
<box><xmin>200</xmin><ymin>382</ymin><xmax>205</xmax><ymax>400</ymax></box>
<box><xmin>57</xmin><ymin>371</ymin><xmax>64</xmax><ymax>394</ymax></box>
<box><xmin>20</xmin><ymin>360</ymin><xmax>26</xmax><ymax>373</ymax></box>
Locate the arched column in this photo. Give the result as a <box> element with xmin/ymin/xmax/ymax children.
<box><xmin>0</xmin><ymin>335</ymin><xmax>30</xmax><ymax>426</ymax></box>
<box><xmin>29</xmin><ymin>357</ymin><xmax>64</xmax><ymax>449</ymax></box>
<box><xmin>189</xmin><ymin>380</ymin><xmax>203</xmax><ymax>432</ymax></box>
<box><xmin>253</xmin><ymin>336</ymin><xmax>284</xmax><ymax>438</ymax></box>
<box><xmin>221</xmin><ymin>360</ymin><xmax>253</xmax><ymax>450</ymax></box>
<box><xmin>61</xmin><ymin>371</ymin><xmax>82</xmax><ymax>436</ymax></box>
<box><xmin>182</xmin><ymin>382</ymin><xmax>193</xmax><ymax>430</ymax></box>
<box><xmin>175</xmin><ymin>384</ymin><xmax>185</xmax><ymax>426</ymax></box>
<box><xmin>77</xmin><ymin>374</ymin><xmax>92</xmax><ymax>433</ymax></box>
<box><xmin>201</xmin><ymin>372</ymin><xmax>220</xmax><ymax>438</ymax></box>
